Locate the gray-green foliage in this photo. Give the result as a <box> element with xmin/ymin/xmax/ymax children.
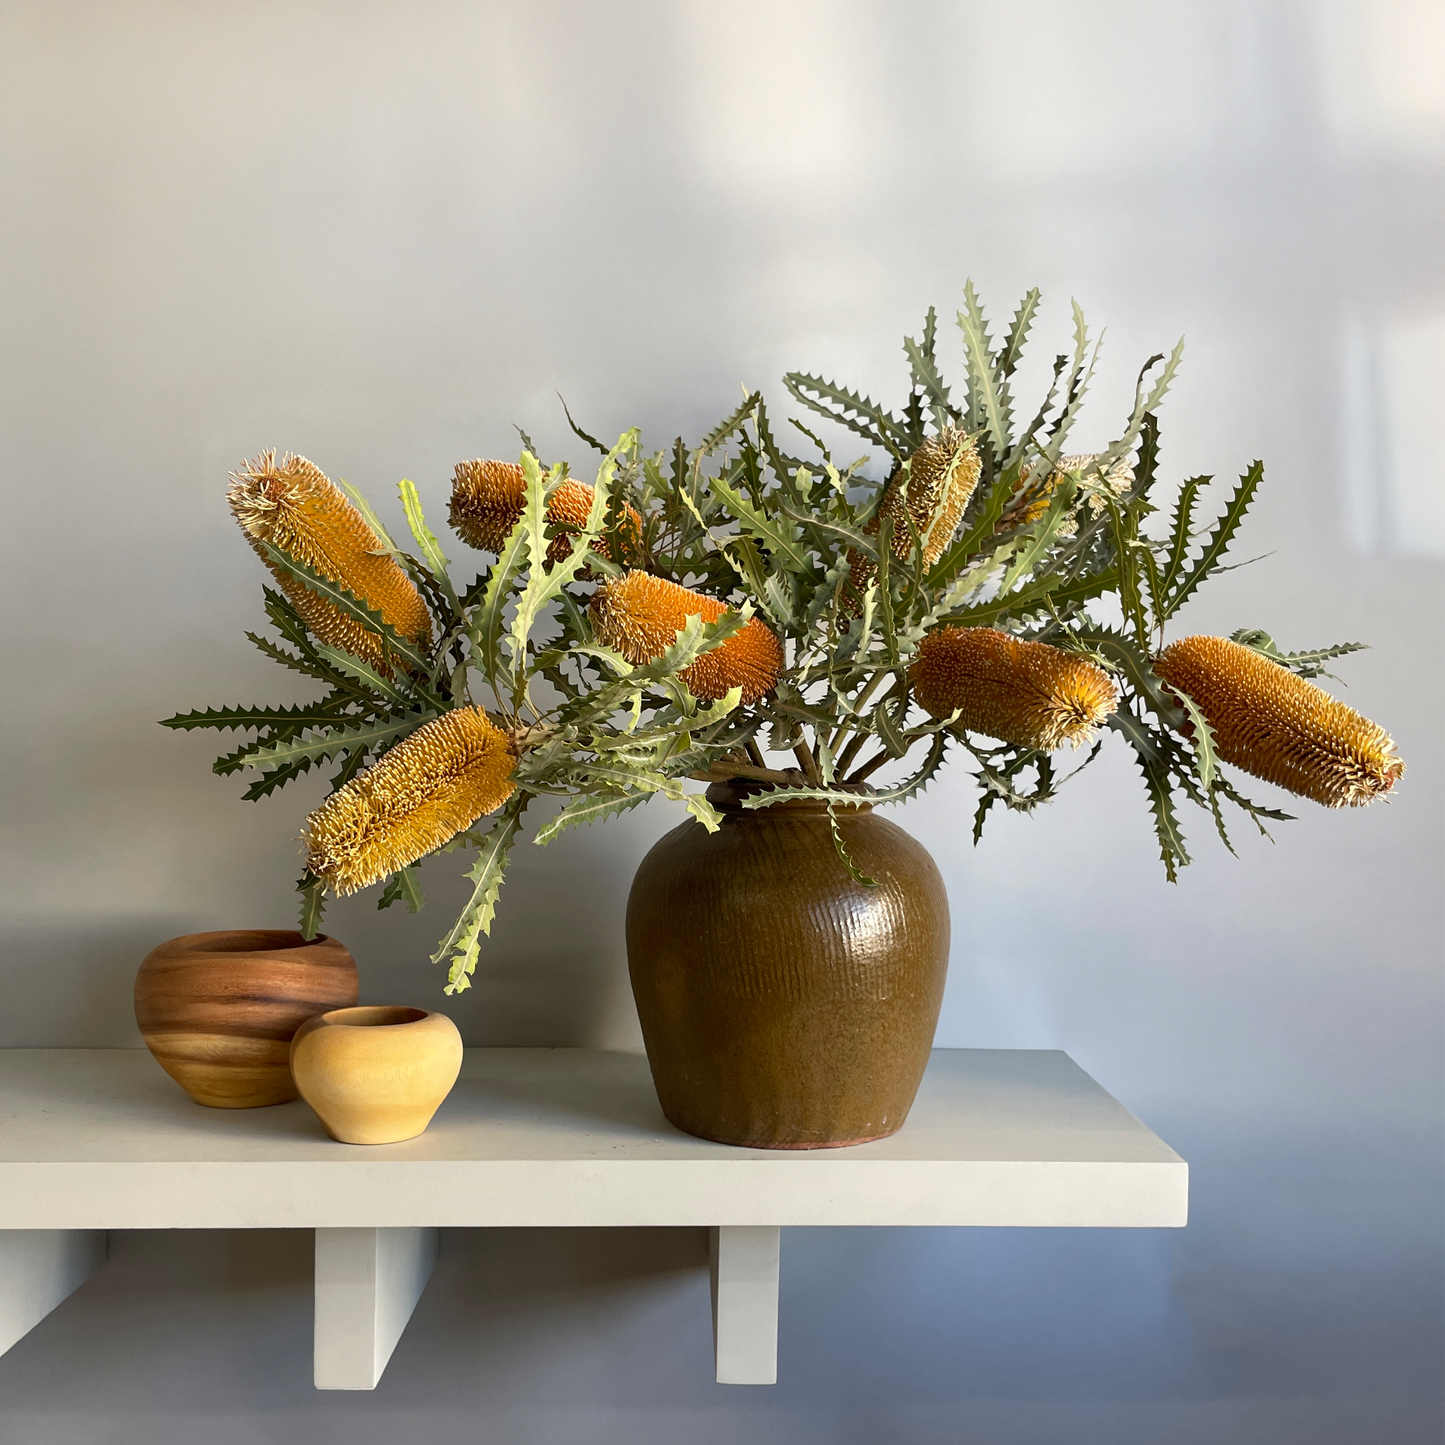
<box><xmin>164</xmin><ymin>283</ymin><xmax>1361</xmax><ymax>988</ymax></box>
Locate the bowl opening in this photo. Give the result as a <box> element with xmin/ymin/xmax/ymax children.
<box><xmin>321</xmin><ymin>1005</ymin><xmax>428</xmax><ymax>1028</ymax></box>
<box><xmin>182</xmin><ymin>930</ymin><xmax>326</xmax><ymax>954</ymax></box>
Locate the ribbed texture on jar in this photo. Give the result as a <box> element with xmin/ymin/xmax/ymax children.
<box><xmin>1154</xmin><ymin>635</ymin><xmax>1404</xmax><ymax>807</ymax></box>
<box><xmin>590</xmin><ymin>571</ymin><xmax>784</xmax><ymax>703</ymax></box>
<box><xmin>910</xmin><ymin>626</ymin><xmax>1119</xmax><ymax>749</ymax></box>
<box><xmin>228</xmin><ymin>451</ymin><xmax>432</xmax><ymax>674</ymax></box>
<box><xmin>303</xmin><ymin>707</ymin><xmax>516</xmax><ymax>895</ymax></box>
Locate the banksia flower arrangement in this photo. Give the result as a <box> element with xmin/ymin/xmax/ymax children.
<box><xmin>1154</xmin><ymin>635</ymin><xmax>1403</xmax><ymax>809</ymax></box>
<box><xmin>591</xmin><ymin>572</ymin><xmax>784</xmax><ymax>703</ymax></box>
<box><xmin>166</xmin><ymin>280</ymin><xmax>1403</xmax><ymax>986</ymax></box>
<box><xmin>305</xmin><ymin>707</ymin><xmax>517</xmax><ymax>895</ymax></box>
<box><xmin>229</xmin><ymin>451</ymin><xmax>432</xmax><ymax>674</ymax></box>
<box><xmin>911</xmin><ymin>628</ymin><xmax>1119</xmax><ymax>751</ymax></box>
<box><xmin>450</xmin><ymin>459</ymin><xmax>642</xmax><ymax>564</ymax></box>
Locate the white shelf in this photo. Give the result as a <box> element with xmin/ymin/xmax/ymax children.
<box><xmin>0</xmin><ymin>1047</ymin><xmax>1186</xmax><ymax>1387</ymax></box>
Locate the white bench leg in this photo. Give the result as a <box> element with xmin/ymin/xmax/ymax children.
<box><xmin>0</xmin><ymin>1230</ymin><xmax>107</xmax><ymax>1356</ymax></box>
<box><xmin>709</xmin><ymin>1225</ymin><xmax>779</xmax><ymax>1385</ymax></box>
<box><xmin>313</xmin><ymin>1227</ymin><xmax>438</xmax><ymax>1390</ymax></box>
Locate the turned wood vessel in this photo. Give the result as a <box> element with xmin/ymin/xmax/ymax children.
<box><xmin>290</xmin><ymin>1006</ymin><xmax>463</xmax><ymax>1144</ymax></box>
<box><xmin>134</xmin><ymin>930</ymin><xmax>358</xmax><ymax>1108</ymax></box>
<box><xmin>626</xmin><ymin>782</ymin><xmax>950</xmax><ymax>1148</ymax></box>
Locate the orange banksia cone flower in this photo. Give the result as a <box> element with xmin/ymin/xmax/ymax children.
<box><xmin>911</xmin><ymin>626</ymin><xmax>1119</xmax><ymax>749</ymax></box>
<box><xmin>229</xmin><ymin>451</ymin><xmax>432</xmax><ymax>674</ymax></box>
<box><xmin>304</xmin><ymin>707</ymin><xmax>517</xmax><ymax>895</ymax></box>
<box><xmin>590</xmin><ymin>571</ymin><xmax>783</xmax><ymax>704</ymax></box>
<box><xmin>543</xmin><ymin>478</ymin><xmax>643</xmax><ymax>565</ymax></box>
<box><xmin>449</xmin><ymin>460</ymin><xmax>527</xmax><ymax>553</ymax></box>
<box><xmin>1154</xmin><ymin>635</ymin><xmax>1404</xmax><ymax>807</ymax></box>
<box><xmin>449</xmin><ymin>461</ymin><xmax>642</xmax><ymax>564</ymax></box>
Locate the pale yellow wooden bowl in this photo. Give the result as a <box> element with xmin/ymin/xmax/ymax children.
<box><xmin>289</xmin><ymin>1006</ymin><xmax>462</xmax><ymax>1145</ymax></box>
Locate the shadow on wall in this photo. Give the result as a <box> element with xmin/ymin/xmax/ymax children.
<box><xmin>0</xmin><ymin>921</ymin><xmax>175</xmax><ymax>1048</ymax></box>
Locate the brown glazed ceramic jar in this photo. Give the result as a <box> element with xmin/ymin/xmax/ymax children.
<box><xmin>626</xmin><ymin>782</ymin><xmax>949</xmax><ymax>1148</ymax></box>
<box><xmin>135</xmin><ymin>930</ymin><xmax>359</xmax><ymax>1108</ymax></box>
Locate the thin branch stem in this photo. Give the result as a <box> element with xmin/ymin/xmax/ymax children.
<box><xmin>793</xmin><ymin>738</ymin><xmax>823</xmax><ymax>785</ymax></box>
<box><xmin>745</xmin><ymin>739</ymin><xmax>767</xmax><ymax>769</ymax></box>
<box><xmin>833</xmin><ymin>729</ymin><xmax>872</xmax><ymax>778</ymax></box>
<box><xmin>847</xmin><ymin>747</ymin><xmax>896</xmax><ymax>784</ymax></box>
<box><xmin>825</xmin><ymin>669</ymin><xmax>891</xmax><ymax>754</ymax></box>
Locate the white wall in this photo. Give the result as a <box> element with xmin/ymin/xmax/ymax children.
<box><xmin>1</xmin><ymin>3</ymin><xmax>1440</xmax><ymax>1441</ymax></box>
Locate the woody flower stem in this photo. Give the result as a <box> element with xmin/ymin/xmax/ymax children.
<box><xmin>825</xmin><ymin>670</ymin><xmax>893</xmax><ymax>756</ymax></box>
<box><xmin>793</xmin><ymin>738</ymin><xmax>824</xmax><ymax>785</ymax></box>
<box><xmin>847</xmin><ymin>746</ymin><xmax>897</xmax><ymax>785</ymax></box>
<box><xmin>833</xmin><ymin>677</ymin><xmax>910</xmax><ymax>779</ymax></box>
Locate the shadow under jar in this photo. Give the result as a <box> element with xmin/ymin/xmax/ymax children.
<box><xmin>626</xmin><ymin>781</ymin><xmax>950</xmax><ymax>1148</ymax></box>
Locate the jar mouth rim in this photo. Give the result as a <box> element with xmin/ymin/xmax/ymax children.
<box><xmin>165</xmin><ymin>930</ymin><xmax>333</xmax><ymax>955</ymax></box>
<box><xmin>316</xmin><ymin>1006</ymin><xmax>428</xmax><ymax>1029</ymax></box>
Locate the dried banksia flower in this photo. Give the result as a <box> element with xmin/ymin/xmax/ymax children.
<box><xmin>875</xmin><ymin>426</ymin><xmax>983</xmax><ymax>564</ymax></box>
<box><xmin>1010</xmin><ymin>453</ymin><xmax>1134</xmax><ymax>533</ymax></box>
<box><xmin>845</xmin><ymin>427</ymin><xmax>981</xmax><ymax>606</ymax></box>
<box><xmin>590</xmin><ymin>571</ymin><xmax>783</xmax><ymax>704</ymax></box>
<box><xmin>228</xmin><ymin>452</ymin><xmax>432</xmax><ymax>674</ymax></box>
<box><xmin>449</xmin><ymin>462</ymin><xmax>643</xmax><ymax>564</ymax></box>
<box><xmin>304</xmin><ymin>707</ymin><xmax>516</xmax><ymax>895</ymax></box>
<box><xmin>911</xmin><ymin>626</ymin><xmax>1120</xmax><ymax>750</ymax></box>
<box><xmin>1154</xmin><ymin>635</ymin><xmax>1404</xmax><ymax>807</ymax></box>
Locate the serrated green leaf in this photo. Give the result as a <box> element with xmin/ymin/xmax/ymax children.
<box><xmin>685</xmin><ymin>792</ymin><xmax>725</xmax><ymax>833</ymax></box>
<box><xmin>532</xmin><ymin>790</ymin><xmax>650</xmax><ymax>845</ymax></box>
<box><xmin>1162</xmin><ymin>461</ymin><xmax>1263</xmax><ymax>619</ymax></box>
<box><xmin>1158</xmin><ymin>473</ymin><xmax>1210</xmax><ymax>600</ymax></box>
<box><xmin>998</xmin><ymin>288</ymin><xmax>1041</xmax><ymax>379</ymax></box>
<box><xmin>1165</xmin><ymin>683</ymin><xmax>1218</xmax><ymax>789</ymax></box>
<box><xmin>238</xmin><ymin>713</ymin><xmax>430</xmax><ymax>771</ymax></box>
<box><xmin>1229</xmin><ymin>629</ymin><xmax>1368</xmax><ymax>679</ymax></box>
<box><xmin>241</xmin><ymin>756</ymin><xmax>318</xmax><ymax>800</ymax></box>
<box><xmin>827</xmin><ymin>805</ymin><xmax>878</xmax><ymax>887</ymax></box>
<box><xmin>378</xmin><ymin>862</ymin><xmax>425</xmax><ymax>913</ymax></box>
<box><xmin>699</xmin><ymin>390</ymin><xmax>763</xmax><ymax>456</ymax></box>
<box><xmin>399</xmin><ymin>477</ymin><xmax>460</xmax><ymax>613</ymax></box>
<box><xmin>782</xmin><ymin>372</ymin><xmax>907</xmax><ymax>458</ymax></box>
<box><xmin>161</xmin><ymin>702</ymin><xmax>353</xmax><ymax>732</ymax></box>
<box><xmin>435</xmin><ymin>798</ymin><xmax>527</xmax><ymax>992</ymax></box>
<box><xmin>710</xmin><ymin>472</ymin><xmax>813</xmax><ymax>572</ymax></box>
<box><xmin>312</xmin><ymin>644</ymin><xmax>410</xmax><ymax>705</ymax></box>
<box><xmin>297</xmin><ymin>874</ymin><xmax>327</xmax><ymax>940</ymax></box>
<box><xmin>903</xmin><ymin>308</ymin><xmax>958</xmax><ymax>430</ymax></box>
<box><xmin>957</xmin><ymin>280</ymin><xmax>1010</xmax><ymax>457</ymax></box>
<box><xmin>261</xmin><ymin>544</ymin><xmax>431</xmax><ymax>673</ymax></box>
<box><xmin>1074</xmin><ymin>625</ymin><xmax>1183</xmax><ymax>730</ymax></box>
<box><xmin>1128</xmin><ymin>743</ymin><xmax>1189</xmax><ymax>882</ymax></box>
